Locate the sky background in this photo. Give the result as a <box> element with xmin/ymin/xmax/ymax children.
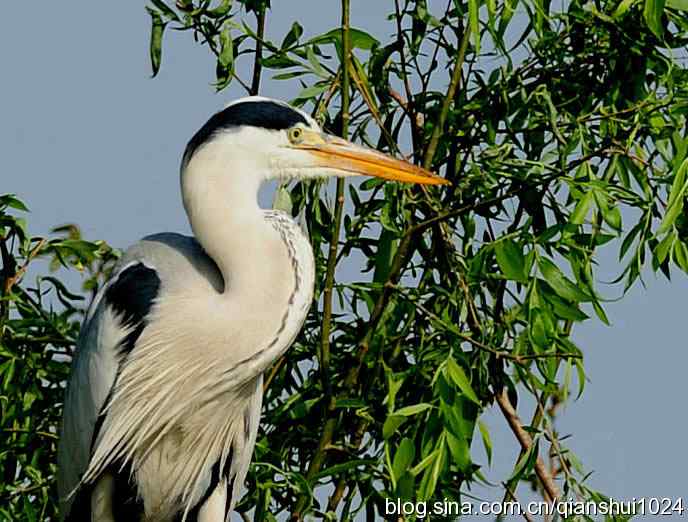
<box><xmin>2</xmin><ymin>1</ymin><xmax>686</xmax><ymax>520</ymax></box>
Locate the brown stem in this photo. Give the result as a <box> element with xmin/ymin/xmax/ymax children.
<box><xmin>291</xmin><ymin>2</ymin><xmax>351</xmax><ymax>519</ymax></box>
<box><xmin>495</xmin><ymin>389</ymin><xmax>561</xmax><ymax>503</ymax></box>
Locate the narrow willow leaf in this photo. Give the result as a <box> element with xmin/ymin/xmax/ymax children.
<box><xmin>529</xmin><ymin>308</ymin><xmax>549</xmax><ymax>349</ymax></box>
<box><xmin>147</xmin><ymin>8</ymin><xmax>165</xmax><ymax>77</ymax></box>
<box><xmin>614</xmin><ymin>0</ymin><xmax>639</xmax><ymax>17</ymax></box>
<box><xmin>219</xmin><ymin>27</ymin><xmax>234</xmax><ymax>69</ymax></box>
<box><xmin>644</xmin><ymin>0</ymin><xmax>666</xmax><ymax>38</ymax></box>
<box><xmin>509</xmin><ymin>441</ymin><xmax>539</xmax><ymax>482</ymax></box>
<box><xmin>674</xmin><ymin>241</ymin><xmax>688</xmax><ymax>272</ymax></box>
<box><xmin>207</xmin><ymin>0</ymin><xmax>232</xmax><ymax>17</ymax></box>
<box><xmin>494</xmin><ymin>239</ymin><xmax>526</xmax><ymax>281</ymax></box>
<box><xmin>392</xmin><ymin>438</ymin><xmax>416</xmax><ymax>484</ymax></box>
<box><xmin>418</xmin><ymin>441</ymin><xmax>445</xmax><ymax>501</ymax></box>
<box><xmin>592</xmin><ymin>299</ymin><xmax>610</xmax><ymax>325</ymax></box>
<box><xmin>657</xmin><ymin>158</ymin><xmax>688</xmax><ymax>234</ymax></box>
<box><xmin>619</xmin><ymin>221</ymin><xmax>643</xmax><ymax>260</ymax></box>
<box><xmin>477</xmin><ymin>420</ymin><xmax>492</xmax><ymax>465</ymax></box>
<box><xmin>446</xmin><ymin>430</ymin><xmax>471</xmax><ymax>470</ymax></box>
<box><xmin>446</xmin><ymin>357</ymin><xmax>481</xmax><ymax>405</ymax></box>
<box><xmin>309</xmin><ymin>27</ymin><xmax>379</xmax><ymax>50</ymax></box>
<box><xmin>538</xmin><ymin>258</ymin><xmax>591</xmax><ymax>302</ymax></box>
<box><xmin>570</xmin><ymin>191</ymin><xmax>594</xmax><ymax>225</ymax></box>
<box><xmin>312</xmin><ymin>459</ymin><xmax>375</xmax><ymax>480</ymax></box>
<box><xmin>0</xmin><ymin>195</ymin><xmax>29</xmax><ymax>212</ymax></box>
<box><xmin>306</xmin><ymin>46</ymin><xmax>328</xmax><ymax>78</ymax></box>
<box><xmin>394</xmin><ymin>403</ymin><xmax>432</xmax><ymax>417</ymax></box>
<box><xmin>655</xmin><ymin>230</ymin><xmax>676</xmax><ymax>264</ymax></box>
<box><xmin>383</xmin><ymin>415</ymin><xmax>407</xmax><ymax>440</ymax></box>
<box><xmin>281</xmin><ymin>21</ymin><xmax>303</xmax><ymax>49</ymax></box>
<box><xmin>603</xmin><ymin>205</ymin><xmax>622</xmax><ymax>231</ymax></box>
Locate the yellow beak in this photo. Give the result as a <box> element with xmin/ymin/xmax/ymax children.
<box><xmin>294</xmin><ymin>134</ymin><xmax>449</xmax><ymax>186</ymax></box>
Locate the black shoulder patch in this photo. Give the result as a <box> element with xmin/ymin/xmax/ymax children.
<box><xmin>105</xmin><ymin>262</ymin><xmax>161</xmax><ymax>354</ymax></box>
<box><xmin>183</xmin><ymin>100</ymin><xmax>308</xmax><ymax>164</ymax></box>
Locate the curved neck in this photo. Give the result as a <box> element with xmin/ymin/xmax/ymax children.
<box><xmin>179</xmin><ymin>145</ymin><xmax>315</xmax><ymax>385</ymax></box>
<box><xmin>181</xmin><ymin>147</ymin><xmax>270</xmax><ymax>293</ymax></box>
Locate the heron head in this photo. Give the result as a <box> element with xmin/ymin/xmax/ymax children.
<box><xmin>181</xmin><ymin>96</ymin><xmax>448</xmax><ymax>187</ymax></box>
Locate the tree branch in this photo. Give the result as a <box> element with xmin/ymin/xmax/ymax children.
<box><xmin>292</xmin><ymin>1</ymin><xmax>351</xmax><ymax>518</ymax></box>
<box><xmin>250</xmin><ymin>3</ymin><xmax>266</xmax><ymax>95</ymax></box>
<box><xmin>422</xmin><ymin>22</ymin><xmax>471</xmax><ymax>170</ymax></box>
<box><xmin>495</xmin><ymin>389</ymin><xmax>561</xmax><ymax>503</ymax></box>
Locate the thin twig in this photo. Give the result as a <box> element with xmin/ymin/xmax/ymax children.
<box><xmin>250</xmin><ymin>3</ymin><xmax>266</xmax><ymax>95</ymax></box>
<box><xmin>291</xmin><ymin>1</ymin><xmax>351</xmax><ymax>519</ymax></box>
<box><xmin>502</xmin><ymin>483</ymin><xmax>536</xmax><ymax>522</ymax></box>
<box><xmin>422</xmin><ymin>22</ymin><xmax>471</xmax><ymax>170</ymax></box>
<box><xmin>495</xmin><ymin>389</ymin><xmax>561</xmax><ymax>503</ymax></box>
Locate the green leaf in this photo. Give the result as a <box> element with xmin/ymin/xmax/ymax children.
<box><xmin>570</xmin><ymin>191</ymin><xmax>594</xmax><ymax>225</ymax></box>
<box><xmin>306</xmin><ymin>45</ymin><xmax>328</xmax><ymax>78</ymax></box>
<box><xmin>494</xmin><ymin>239</ymin><xmax>527</xmax><ymax>281</ymax></box>
<box><xmin>509</xmin><ymin>440</ymin><xmax>539</xmax><ymax>482</ymax></box>
<box><xmin>309</xmin><ymin>27</ymin><xmax>379</xmax><ymax>50</ymax></box>
<box><xmin>0</xmin><ymin>194</ymin><xmax>29</xmax><ymax>212</ymax></box>
<box><xmin>614</xmin><ymin>0</ymin><xmax>639</xmax><ymax>17</ymax></box>
<box><xmin>666</xmin><ymin>0</ymin><xmax>688</xmax><ymax>9</ymax></box>
<box><xmin>383</xmin><ymin>415</ymin><xmax>407</xmax><ymax>440</ymax></box>
<box><xmin>281</xmin><ymin>22</ymin><xmax>303</xmax><ymax>49</ymax></box>
<box><xmin>394</xmin><ymin>403</ymin><xmax>432</xmax><ymax>416</ymax></box>
<box><xmin>418</xmin><ymin>443</ymin><xmax>445</xmax><ymax>501</ymax></box>
<box><xmin>538</xmin><ymin>258</ymin><xmax>592</xmax><ymax>302</ymax></box>
<box><xmin>657</xmin><ymin>158</ymin><xmax>688</xmax><ymax>234</ymax></box>
<box><xmin>445</xmin><ymin>430</ymin><xmax>471</xmax><ymax>470</ymax></box>
<box><xmin>644</xmin><ymin>0</ymin><xmax>666</xmax><ymax>38</ymax></box>
<box><xmin>446</xmin><ymin>357</ymin><xmax>481</xmax><ymax>405</ymax></box>
<box><xmin>147</xmin><ymin>8</ymin><xmax>166</xmax><ymax>77</ymax></box>
<box><xmin>392</xmin><ymin>438</ymin><xmax>416</xmax><ymax>483</ymax></box>
<box><xmin>477</xmin><ymin>420</ymin><xmax>492</xmax><ymax>465</ymax></box>
<box><xmin>313</xmin><ymin>459</ymin><xmax>374</xmax><ymax>480</ymax></box>
<box><xmin>219</xmin><ymin>27</ymin><xmax>234</xmax><ymax>69</ymax></box>
<box><xmin>655</xmin><ymin>230</ymin><xmax>676</xmax><ymax>264</ymax></box>
<box><xmin>529</xmin><ymin>308</ymin><xmax>549</xmax><ymax>348</ymax></box>
<box><xmin>674</xmin><ymin>241</ymin><xmax>688</xmax><ymax>272</ymax></box>
<box><xmin>592</xmin><ymin>299</ymin><xmax>610</xmax><ymax>325</ymax></box>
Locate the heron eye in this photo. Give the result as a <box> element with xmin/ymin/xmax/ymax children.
<box><xmin>288</xmin><ymin>127</ymin><xmax>304</xmax><ymax>143</ymax></box>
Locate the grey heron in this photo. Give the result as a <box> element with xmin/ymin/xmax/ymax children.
<box><xmin>57</xmin><ymin>96</ymin><xmax>447</xmax><ymax>522</ymax></box>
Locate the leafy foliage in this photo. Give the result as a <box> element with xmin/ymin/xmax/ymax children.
<box><xmin>0</xmin><ymin>196</ymin><xmax>118</xmax><ymax>520</ymax></box>
<box><xmin>4</xmin><ymin>0</ymin><xmax>688</xmax><ymax>519</ymax></box>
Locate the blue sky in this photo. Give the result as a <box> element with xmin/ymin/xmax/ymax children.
<box><xmin>2</xmin><ymin>2</ymin><xmax>686</xmax><ymax>520</ymax></box>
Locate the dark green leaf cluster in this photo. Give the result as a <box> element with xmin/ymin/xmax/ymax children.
<box><xmin>0</xmin><ymin>195</ymin><xmax>118</xmax><ymax>520</ymax></box>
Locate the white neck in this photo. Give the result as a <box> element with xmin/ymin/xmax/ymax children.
<box><xmin>181</xmin><ymin>144</ymin><xmax>270</xmax><ymax>294</ymax></box>
<box><xmin>179</xmin><ymin>141</ymin><xmax>315</xmax><ymax>382</ymax></box>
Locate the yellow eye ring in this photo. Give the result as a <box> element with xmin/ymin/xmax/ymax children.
<box><xmin>288</xmin><ymin>127</ymin><xmax>304</xmax><ymax>143</ymax></box>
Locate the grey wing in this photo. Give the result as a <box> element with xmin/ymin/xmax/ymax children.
<box><xmin>57</xmin><ymin>260</ymin><xmax>161</xmax><ymax>520</ymax></box>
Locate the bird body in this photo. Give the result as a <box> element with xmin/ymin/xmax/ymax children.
<box><xmin>58</xmin><ymin>97</ymin><xmax>445</xmax><ymax>521</ymax></box>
